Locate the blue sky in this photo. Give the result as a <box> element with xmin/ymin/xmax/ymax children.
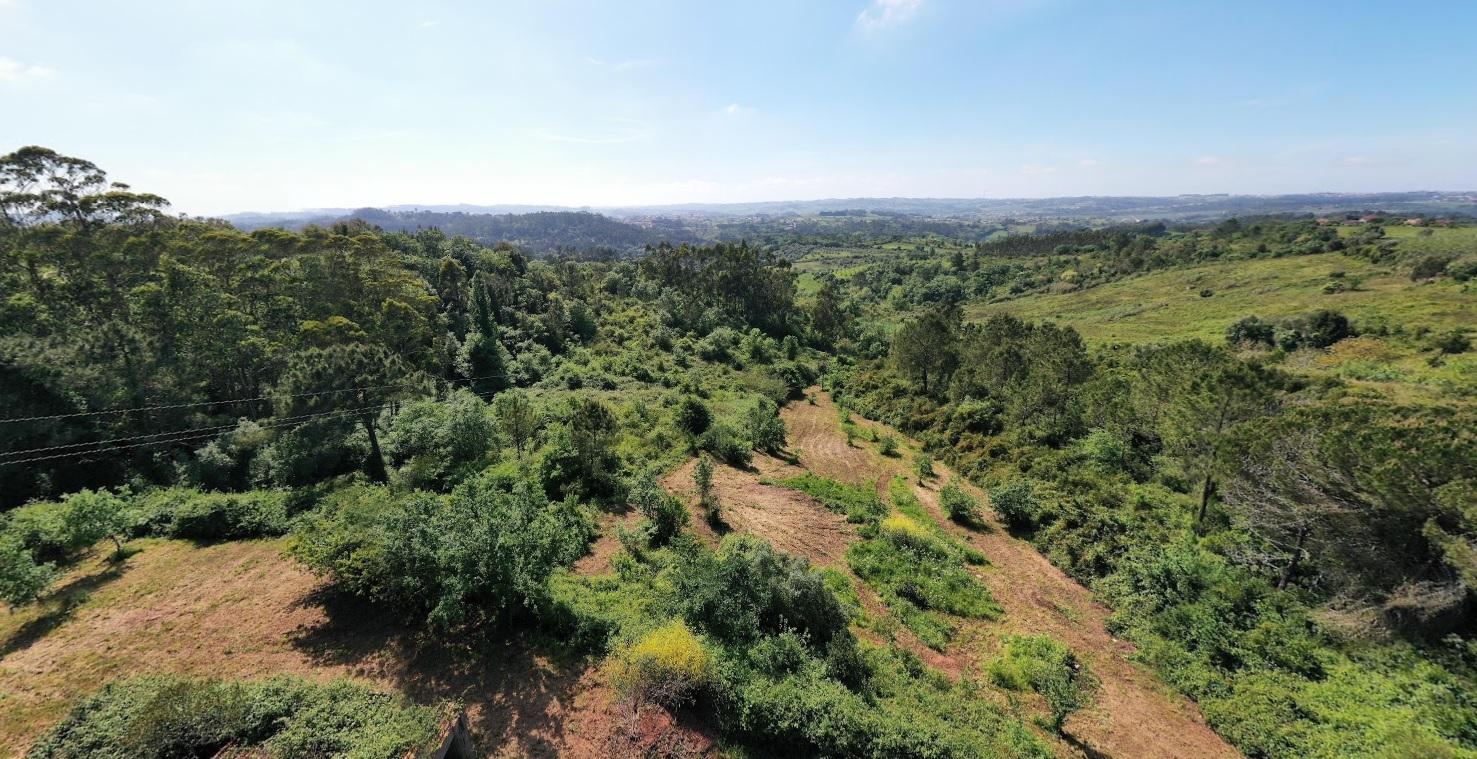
<box><xmin>3</xmin><ymin>0</ymin><xmax>1475</xmax><ymax>215</ymax></box>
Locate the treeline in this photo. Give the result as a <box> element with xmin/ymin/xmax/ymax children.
<box><xmin>0</xmin><ymin>147</ymin><xmax>818</xmax><ymax>507</ymax></box>
<box><xmin>275</xmin><ymin>207</ymin><xmax>690</xmax><ymax>255</ymax></box>
<box><xmin>830</xmin><ymin>306</ymin><xmax>1477</xmax><ymax>756</ymax></box>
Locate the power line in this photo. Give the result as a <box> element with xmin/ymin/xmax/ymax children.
<box><xmin>0</xmin><ymin>386</ymin><xmax>502</xmax><ymax>469</ymax></box>
<box><xmin>0</xmin><ymin>373</ymin><xmax>506</xmax><ymax>425</ymax></box>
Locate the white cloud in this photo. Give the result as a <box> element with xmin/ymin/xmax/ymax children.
<box><xmin>856</xmin><ymin>0</ymin><xmax>922</xmax><ymax>31</ymax></box>
<box><xmin>1020</xmin><ymin>164</ymin><xmax>1057</xmax><ymax>175</ymax></box>
<box><xmin>0</xmin><ymin>57</ymin><xmax>55</xmax><ymax>83</ymax></box>
<box><xmin>418</xmin><ymin>20</ymin><xmax>437</xmax><ymax>28</ymax></box>
<box><xmin>1078</xmin><ymin>158</ymin><xmax>1102</xmax><ymax>167</ymax></box>
<box><xmin>723</xmin><ymin>102</ymin><xmax>755</xmax><ymax>116</ymax></box>
<box><xmin>1194</xmin><ymin>156</ymin><xmax>1224</xmax><ymax>166</ymax></box>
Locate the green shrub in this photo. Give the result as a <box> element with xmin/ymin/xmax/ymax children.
<box><xmin>672</xmin><ymin>535</ymin><xmax>849</xmax><ymax>648</ymax></box>
<box><xmin>989</xmin><ymin>481</ymin><xmax>1039</xmax><ymax>530</ymax></box>
<box><xmin>292</xmin><ymin>476</ymin><xmax>593</xmax><ymax>632</ymax></box>
<box><xmin>608</xmin><ymin>619</ymin><xmax>713</xmax><ymax>708</ymax></box>
<box><xmin>385</xmin><ymin>390</ymin><xmax>498</xmax><ymax>490</ymax></box>
<box><xmin>630</xmin><ymin>468</ymin><xmax>689</xmax><ymax>546</ymax></box>
<box><xmin>149</xmin><ymin>490</ymin><xmax>290</xmax><ymax>542</ymax></box>
<box><xmin>772</xmin><ymin>473</ymin><xmax>886</xmax><ymax>524</ymax></box>
<box><xmin>699</xmin><ymin>423</ymin><xmax>752</xmax><ymax>468</ymax></box>
<box><xmin>939</xmin><ymin>483</ymin><xmax>981</xmax><ymax>527</ymax></box>
<box><xmin>745</xmin><ymin>397</ymin><xmax>787</xmax><ymax>453</ymax></box>
<box><xmin>674</xmin><ymin>395</ymin><xmax>712</xmax><ymax>436</ymax></box>
<box><xmin>878</xmin><ymin>434</ymin><xmax>898</xmax><ymax>456</ymax></box>
<box><xmin>913</xmin><ymin>452</ymin><xmax>934</xmax><ymax>481</ymax></box>
<box><xmin>988</xmin><ymin>635</ymin><xmax>1097</xmax><ymax>733</ymax></box>
<box><xmin>26</xmin><ymin>675</ymin><xmax>440</xmax><ymax>759</ymax></box>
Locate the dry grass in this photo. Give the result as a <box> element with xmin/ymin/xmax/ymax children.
<box><xmin>0</xmin><ymin>538</ymin><xmax>633</xmax><ymax>758</ymax></box>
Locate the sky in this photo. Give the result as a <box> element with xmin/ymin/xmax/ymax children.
<box><xmin>2</xmin><ymin>0</ymin><xmax>1475</xmax><ymax>216</ymax></box>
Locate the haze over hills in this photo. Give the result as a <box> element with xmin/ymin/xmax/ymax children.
<box><xmin>227</xmin><ymin>191</ymin><xmax>1477</xmax><ymax>226</ymax></box>
<box><xmin>222</xmin><ymin>191</ymin><xmax>1477</xmax><ymax>254</ymax></box>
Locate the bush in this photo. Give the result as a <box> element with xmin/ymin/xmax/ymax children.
<box><xmin>1410</xmin><ymin>255</ymin><xmax>1450</xmax><ymax>280</ymax></box>
<box><xmin>292</xmin><ymin>476</ymin><xmax>593</xmax><ymax>632</ymax></box>
<box><xmin>939</xmin><ymin>484</ymin><xmax>981</xmax><ymax>527</ymax></box>
<box><xmin>630</xmin><ymin>469</ymin><xmax>688</xmax><ymax>546</ymax></box>
<box><xmin>0</xmin><ymin>533</ymin><xmax>53</xmax><ymax>608</ymax></box>
<box><xmin>137</xmin><ymin>489</ymin><xmax>289</xmax><ymax>542</ymax></box>
<box><xmin>878</xmin><ymin>434</ymin><xmax>898</xmax><ymax>457</ymax></box>
<box><xmin>608</xmin><ymin>619</ymin><xmax>713</xmax><ymax>708</ymax></box>
<box><xmin>1226</xmin><ymin>316</ymin><xmax>1275</xmax><ymax>347</ymax></box>
<box><xmin>674</xmin><ymin>395</ymin><xmax>712</xmax><ymax>436</ymax></box>
<box><xmin>1448</xmin><ymin>259</ymin><xmax>1477</xmax><ymax>281</ymax></box>
<box><xmin>699</xmin><ymin>423</ymin><xmax>751</xmax><ymax>468</ymax></box>
<box><xmin>26</xmin><ymin>675</ymin><xmax>441</xmax><ymax>759</ymax></box>
<box><xmin>988</xmin><ymin>635</ymin><xmax>1096</xmax><ymax>733</ymax></box>
<box><xmin>744</xmin><ymin>397</ymin><xmax>787</xmax><ymax>453</ymax></box>
<box><xmin>914</xmin><ymin>452</ymin><xmax>934</xmax><ymax>481</ymax></box>
<box><xmin>385</xmin><ymin>390</ymin><xmax>498</xmax><ymax>489</ymax></box>
<box><xmin>672</xmin><ymin>535</ymin><xmax>849</xmax><ymax>648</ymax></box>
<box><xmin>989</xmin><ymin>481</ymin><xmax>1039</xmax><ymax>530</ymax></box>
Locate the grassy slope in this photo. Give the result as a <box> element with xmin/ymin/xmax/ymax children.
<box><xmin>968</xmin><ymin>251</ymin><xmax>1477</xmax><ymax>402</ymax></box>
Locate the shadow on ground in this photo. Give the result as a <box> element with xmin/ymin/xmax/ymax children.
<box><xmin>287</xmin><ymin>586</ymin><xmax>594</xmax><ymax>756</ymax></box>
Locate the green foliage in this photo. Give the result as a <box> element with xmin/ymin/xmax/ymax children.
<box><xmin>989</xmin><ymin>481</ymin><xmax>1039</xmax><ymax>530</ymax></box>
<box><xmin>133</xmin><ymin>488</ymin><xmax>290</xmax><ymax>542</ymax></box>
<box><xmin>0</xmin><ymin>533</ymin><xmax>53</xmax><ymax>608</ymax></box>
<box><xmin>25</xmin><ymin>675</ymin><xmax>440</xmax><ymax>759</ymax></box>
<box><xmin>698</xmin><ymin>422</ymin><xmax>751</xmax><ymax>468</ymax></box>
<box><xmin>608</xmin><ymin>619</ymin><xmax>714</xmax><ymax>708</ymax></box>
<box><xmin>939</xmin><ymin>483</ymin><xmax>981</xmax><ymax>527</ymax></box>
<box><xmin>878</xmin><ymin>434</ymin><xmax>897</xmax><ymax>457</ymax></box>
<box><xmin>672</xmin><ymin>535</ymin><xmax>850</xmax><ymax>648</ymax></box>
<box><xmin>674</xmin><ymin>395</ymin><xmax>713</xmax><ymax>436</ymax></box>
<box><xmin>848</xmin><ymin>504</ymin><xmax>1001</xmax><ymax>650</ymax></box>
<box><xmin>292</xmin><ymin>476</ymin><xmax>593</xmax><ymax>632</ymax></box>
<box><xmin>913</xmin><ymin>451</ymin><xmax>934</xmax><ymax>481</ymax></box>
<box><xmin>744</xmin><ymin>396</ymin><xmax>787</xmax><ymax>454</ymax></box>
<box><xmin>771</xmin><ymin>473</ymin><xmax>886</xmax><ymax>524</ymax></box>
<box><xmin>630</xmin><ymin>467</ymin><xmax>688</xmax><ymax>547</ymax></box>
<box><xmin>385</xmin><ymin>389</ymin><xmax>498</xmax><ymax>489</ymax></box>
<box><xmin>988</xmin><ymin>635</ymin><xmax>1097</xmax><ymax>733</ymax></box>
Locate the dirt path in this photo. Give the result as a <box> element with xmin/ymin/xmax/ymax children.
<box><xmin>778</xmin><ymin>389</ymin><xmax>1240</xmax><ymax>759</ymax></box>
<box><xmin>0</xmin><ymin>538</ymin><xmax>626</xmax><ymax>758</ymax></box>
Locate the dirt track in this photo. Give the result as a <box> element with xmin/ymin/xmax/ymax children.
<box><xmin>777</xmin><ymin>389</ymin><xmax>1240</xmax><ymax>759</ymax></box>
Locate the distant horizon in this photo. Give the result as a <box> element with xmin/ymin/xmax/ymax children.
<box><xmin>5</xmin><ymin>0</ymin><xmax>1474</xmax><ymax>216</ymax></box>
<box><xmin>217</xmin><ymin>189</ymin><xmax>1477</xmax><ymax>220</ymax></box>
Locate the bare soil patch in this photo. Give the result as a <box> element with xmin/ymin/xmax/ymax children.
<box><xmin>778</xmin><ymin>388</ymin><xmax>1240</xmax><ymax>759</ymax></box>
<box><xmin>0</xmin><ymin>538</ymin><xmax>667</xmax><ymax>758</ymax></box>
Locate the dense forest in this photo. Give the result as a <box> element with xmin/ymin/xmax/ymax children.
<box><xmin>2</xmin><ymin>147</ymin><xmax>1475</xmax><ymax>758</ymax></box>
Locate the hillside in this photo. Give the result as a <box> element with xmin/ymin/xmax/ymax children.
<box><xmin>3</xmin><ymin>148</ymin><xmax>1475</xmax><ymax>759</ymax></box>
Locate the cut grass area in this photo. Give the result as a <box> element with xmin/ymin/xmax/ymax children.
<box><xmin>765</xmin><ymin>472</ymin><xmax>886</xmax><ymax>524</ymax></box>
<box><xmin>970</xmin><ymin>252</ymin><xmax>1471</xmax><ymax>344</ymax></box>
<box><xmin>969</xmin><ymin>252</ymin><xmax>1477</xmax><ymax>402</ymax></box>
<box><xmin>845</xmin><ymin>477</ymin><xmax>1000</xmax><ymax>650</ymax></box>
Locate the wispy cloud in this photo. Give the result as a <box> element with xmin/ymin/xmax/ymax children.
<box><xmin>723</xmin><ymin>102</ymin><xmax>755</xmax><ymax>117</ymax></box>
<box><xmin>856</xmin><ymin>0</ymin><xmax>922</xmax><ymax>31</ymax></box>
<box><xmin>1020</xmin><ymin>164</ymin><xmax>1057</xmax><ymax>175</ymax></box>
<box><xmin>1194</xmin><ymin>155</ymin><xmax>1225</xmax><ymax>166</ymax></box>
<box><xmin>1078</xmin><ymin>158</ymin><xmax>1102</xmax><ymax>167</ymax></box>
<box><xmin>0</xmin><ymin>57</ymin><xmax>55</xmax><ymax>83</ymax></box>
<box><xmin>418</xmin><ymin>20</ymin><xmax>438</xmax><ymax>28</ymax></box>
